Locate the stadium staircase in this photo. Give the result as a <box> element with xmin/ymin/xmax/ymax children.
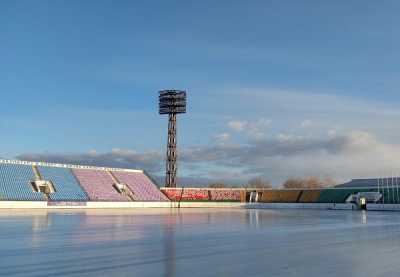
<box><xmin>31</xmin><ymin>165</ymin><xmax>49</xmax><ymax>201</ymax></box>
<box><xmin>112</xmin><ymin>171</ymin><xmax>170</xmax><ymax>201</ymax></box>
<box><xmin>108</xmin><ymin>171</ymin><xmax>135</xmax><ymax>201</ymax></box>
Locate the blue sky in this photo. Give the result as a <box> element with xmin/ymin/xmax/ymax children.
<box><xmin>2</xmin><ymin>1</ymin><xmax>400</xmax><ymax>185</ymax></box>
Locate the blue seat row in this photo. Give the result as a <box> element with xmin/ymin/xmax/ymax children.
<box><xmin>38</xmin><ymin>166</ymin><xmax>88</xmax><ymax>201</ymax></box>
<box><xmin>0</xmin><ymin>163</ymin><xmax>44</xmax><ymax>201</ymax></box>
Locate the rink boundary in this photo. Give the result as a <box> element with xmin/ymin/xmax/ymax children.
<box><xmin>0</xmin><ymin>201</ymin><xmax>358</xmax><ymax>210</ymax></box>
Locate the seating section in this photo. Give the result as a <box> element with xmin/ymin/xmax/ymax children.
<box><xmin>0</xmin><ymin>163</ymin><xmax>44</xmax><ymax>201</ymax></box>
<box><xmin>72</xmin><ymin>169</ymin><xmax>128</xmax><ymax>201</ymax></box>
<box><xmin>298</xmin><ymin>190</ymin><xmax>321</xmax><ymax>203</ymax></box>
<box><xmin>209</xmin><ymin>190</ymin><xmax>241</xmax><ymax>201</ymax></box>
<box><xmin>162</xmin><ymin>188</ymin><xmax>210</xmax><ymax>201</ymax></box>
<box><xmin>112</xmin><ymin>171</ymin><xmax>169</xmax><ymax>201</ymax></box>
<box><xmin>38</xmin><ymin>166</ymin><xmax>89</xmax><ymax>201</ymax></box>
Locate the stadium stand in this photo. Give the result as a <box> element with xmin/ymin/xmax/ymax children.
<box><xmin>2</xmin><ymin>160</ymin><xmax>396</xmax><ymax>205</ymax></box>
<box><xmin>112</xmin><ymin>171</ymin><xmax>169</xmax><ymax>201</ymax></box>
<box><xmin>298</xmin><ymin>190</ymin><xmax>321</xmax><ymax>203</ymax></box>
<box><xmin>72</xmin><ymin>169</ymin><xmax>128</xmax><ymax>201</ymax></box>
<box><xmin>209</xmin><ymin>189</ymin><xmax>241</xmax><ymax>202</ymax></box>
<box><xmin>38</xmin><ymin>166</ymin><xmax>89</xmax><ymax>201</ymax></box>
<box><xmin>0</xmin><ymin>163</ymin><xmax>44</xmax><ymax>201</ymax></box>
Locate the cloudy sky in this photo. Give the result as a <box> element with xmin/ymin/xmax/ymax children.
<box><xmin>2</xmin><ymin>1</ymin><xmax>400</xmax><ymax>186</ymax></box>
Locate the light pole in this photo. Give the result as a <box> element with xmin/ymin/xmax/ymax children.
<box><xmin>159</xmin><ymin>90</ymin><xmax>187</xmax><ymax>187</ymax></box>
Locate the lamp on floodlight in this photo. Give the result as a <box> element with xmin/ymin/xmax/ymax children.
<box><xmin>159</xmin><ymin>90</ymin><xmax>187</xmax><ymax>188</ymax></box>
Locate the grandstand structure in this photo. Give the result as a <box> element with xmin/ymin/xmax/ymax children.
<box><xmin>0</xmin><ymin>158</ymin><xmax>397</xmax><ymax>210</ymax></box>
<box><xmin>0</xmin><ymin>159</ymin><xmax>168</xmax><ymax>202</ymax></box>
<box><xmin>0</xmin><ymin>159</ymin><xmax>247</xmax><ymax>208</ymax></box>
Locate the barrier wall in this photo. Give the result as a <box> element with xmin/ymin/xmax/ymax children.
<box><xmin>258</xmin><ymin>188</ymin><xmax>380</xmax><ymax>204</ymax></box>
<box><xmin>0</xmin><ymin>201</ymin><xmax>356</xmax><ymax>210</ymax></box>
<box><xmin>317</xmin><ymin>189</ymin><xmax>352</xmax><ymax>203</ymax></box>
<box><xmin>317</xmin><ymin>188</ymin><xmax>376</xmax><ymax>203</ymax></box>
<box><xmin>161</xmin><ymin>188</ymin><xmax>382</xmax><ymax>204</ymax></box>
<box><xmin>245</xmin><ymin>203</ymin><xmax>357</xmax><ymax>210</ymax></box>
<box><xmin>367</xmin><ymin>204</ymin><xmax>400</xmax><ymax>211</ymax></box>
<box><xmin>161</xmin><ymin>188</ymin><xmax>243</xmax><ymax>202</ymax></box>
<box><xmin>298</xmin><ymin>190</ymin><xmax>321</xmax><ymax>203</ymax></box>
<box><xmin>161</xmin><ymin>188</ymin><xmax>210</xmax><ymax>201</ymax></box>
<box><xmin>209</xmin><ymin>190</ymin><xmax>241</xmax><ymax>201</ymax></box>
<box><xmin>0</xmin><ymin>201</ymin><xmax>243</xmax><ymax>209</ymax></box>
<box><xmin>259</xmin><ymin>190</ymin><xmax>279</xmax><ymax>202</ymax></box>
<box><xmin>259</xmin><ymin>190</ymin><xmax>301</xmax><ymax>203</ymax></box>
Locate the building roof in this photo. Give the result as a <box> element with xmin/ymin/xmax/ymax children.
<box><xmin>335</xmin><ymin>178</ymin><xmax>400</xmax><ymax>188</ymax></box>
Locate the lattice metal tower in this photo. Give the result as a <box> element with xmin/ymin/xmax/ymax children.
<box><xmin>159</xmin><ymin>90</ymin><xmax>187</xmax><ymax>187</ymax></box>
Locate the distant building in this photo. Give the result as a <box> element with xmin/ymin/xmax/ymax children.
<box><xmin>335</xmin><ymin>178</ymin><xmax>398</xmax><ymax>188</ymax></box>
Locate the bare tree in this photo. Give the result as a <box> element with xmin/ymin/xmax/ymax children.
<box><xmin>305</xmin><ymin>176</ymin><xmax>321</xmax><ymax>189</ymax></box>
<box><xmin>321</xmin><ymin>176</ymin><xmax>336</xmax><ymax>187</ymax></box>
<box><xmin>282</xmin><ymin>176</ymin><xmax>336</xmax><ymax>189</ymax></box>
<box><xmin>208</xmin><ymin>182</ymin><xmax>227</xmax><ymax>188</ymax></box>
<box><xmin>246</xmin><ymin>177</ymin><xmax>272</xmax><ymax>189</ymax></box>
<box><xmin>282</xmin><ymin>177</ymin><xmax>306</xmax><ymax>189</ymax></box>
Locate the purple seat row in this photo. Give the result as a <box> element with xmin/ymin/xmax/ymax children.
<box><xmin>72</xmin><ymin>169</ymin><xmax>169</xmax><ymax>202</ymax></box>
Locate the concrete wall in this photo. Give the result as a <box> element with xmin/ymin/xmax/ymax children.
<box><xmin>0</xmin><ymin>201</ymin><xmax>356</xmax><ymax>210</ymax></box>
<box><xmin>245</xmin><ymin>203</ymin><xmax>357</xmax><ymax>210</ymax></box>
<box><xmin>0</xmin><ymin>201</ymin><xmax>243</xmax><ymax>209</ymax></box>
<box><xmin>367</xmin><ymin>204</ymin><xmax>400</xmax><ymax>211</ymax></box>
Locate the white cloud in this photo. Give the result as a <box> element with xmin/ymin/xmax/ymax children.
<box><xmin>328</xmin><ymin>129</ymin><xmax>338</xmax><ymax>137</ymax></box>
<box><xmin>214</xmin><ymin>133</ymin><xmax>231</xmax><ymax>143</ymax></box>
<box><xmin>15</xmin><ymin>88</ymin><xmax>400</xmax><ymax>186</ymax></box>
<box><xmin>247</xmin><ymin>118</ymin><xmax>271</xmax><ymax>140</ymax></box>
<box><xmin>300</xmin><ymin>119</ymin><xmax>312</xmax><ymax>128</ymax></box>
<box><xmin>227</xmin><ymin>120</ymin><xmax>247</xmax><ymax>132</ymax></box>
<box><xmin>16</xmin><ymin>149</ymin><xmax>163</xmax><ymax>173</ymax></box>
<box><xmin>208</xmin><ymin>88</ymin><xmax>400</xmax><ymax>142</ymax></box>
<box><xmin>226</xmin><ymin>118</ymin><xmax>271</xmax><ymax>140</ymax></box>
<box><xmin>181</xmin><ymin>130</ymin><xmax>400</xmax><ymax>184</ymax></box>
<box><xmin>16</xmin><ymin>129</ymin><xmax>400</xmax><ymax>185</ymax></box>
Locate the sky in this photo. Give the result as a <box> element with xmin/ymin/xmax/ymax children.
<box><xmin>2</xmin><ymin>0</ymin><xmax>400</xmax><ymax>186</ymax></box>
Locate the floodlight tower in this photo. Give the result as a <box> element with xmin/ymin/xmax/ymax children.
<box><xmin>159</xmin><ymin>90</ymin><xmax>187</xmax><ymax>187</ymax></box>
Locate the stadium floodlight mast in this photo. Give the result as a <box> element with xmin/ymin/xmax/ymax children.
<box><xmin>159</xmin><ymin>90</ymin><xmax>187</xmax><ymax>188</ymax></box>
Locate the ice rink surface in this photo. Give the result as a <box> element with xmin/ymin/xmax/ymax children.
<box><xmin>1</xmin><ymin>208</ymin><xmax>400</xmax><ymax>277</ymax></box>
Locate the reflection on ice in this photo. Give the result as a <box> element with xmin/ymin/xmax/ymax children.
<box><xmin>1</xmin><ymin>209</ymin><xmax>400</xmax><ymax>277</ymax></box>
